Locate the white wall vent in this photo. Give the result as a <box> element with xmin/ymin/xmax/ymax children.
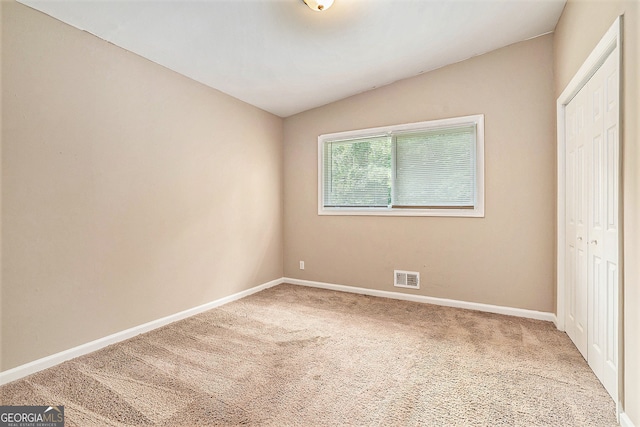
<box><xmin>394</xmin><ymin>270</ymin><xmax>420</xmax><ymax>289</ymax></box>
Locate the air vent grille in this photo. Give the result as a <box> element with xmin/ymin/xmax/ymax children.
<box><xmin>394</xmin><ymin>270</ymin><xmax>420</xmax><ymax>289</ymax></box>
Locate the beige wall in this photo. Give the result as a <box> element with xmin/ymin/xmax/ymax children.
<box><xmin>1</xmin><ymin>2</ymin><xmax>284</xmax><ymax>370</ymax></box>
<box><xmin>554</xmin><ymin>0</ymin><xmax>639</xmax><ymax>423</ymax></box>
<box><xmin>283</xmin><ymin>35</ymin><xmax>556</xmax><ymax>313</ymax></box>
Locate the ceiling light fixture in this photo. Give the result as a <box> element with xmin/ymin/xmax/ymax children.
<box><xmin>302</xmin><ymin>0</ymin><xmax>334</xmax><ymax>12</ymax></box>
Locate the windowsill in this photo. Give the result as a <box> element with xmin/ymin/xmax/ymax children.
<box><xmin>318</xmin><ymin>207</ymin><xmax>484</xmax><ymax>217</ymax></box>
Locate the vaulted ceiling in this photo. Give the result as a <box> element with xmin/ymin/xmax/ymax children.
<box><xmin>18</xmin><ymin>0</ymin><xmax>566</xmax><ymax>117</ymax></box>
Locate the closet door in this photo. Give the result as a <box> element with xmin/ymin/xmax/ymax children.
<box><xmin>586</xmin><ymin>51</ymin><xmax>618</xmax><ymax>399</ymax></box>
<box><xmin>565</xmin><ymin>85</ymin><xmax>588</xmax><ymax>359</ymax></box>
<box><xmin>565</xmin><ymin>49</ymin><xmax>618</xmax><ymax>402</ymax></box>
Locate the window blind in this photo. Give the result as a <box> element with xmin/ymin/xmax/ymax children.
<box><xmin>393</xmin><ymin>125</ymin><xmax>476</xmax><ymax>207</ymax></box>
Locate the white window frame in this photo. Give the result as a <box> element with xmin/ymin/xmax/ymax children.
<box><xmin>318</xmin><ymin>114</ymin><xmax>485</xmax><ymax>217</ymax></box>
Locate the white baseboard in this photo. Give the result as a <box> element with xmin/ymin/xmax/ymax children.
<box><xmin>284</xmin><ymin>277</ymin><xmax>557</xmax><ymax>323</ymax></box>
<box><xmin>0</xmin><ymin>278</ymin><xmax>282</xmax><ymax>386</ymax></box>
<box><xmin>621</xmin><ymin>412</ymin><xmax>636</xmax><ymax>427</ymax></box>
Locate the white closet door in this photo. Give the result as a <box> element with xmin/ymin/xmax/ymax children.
<box><xmin>587</xmin><ymin>51</ymin><xmax>618</xmax><ymax>398</ymax></box>
<box><xmin>565</xmin><ymin>85</ymin><xmax>588</xmax><ymax>359</ymax></box>
<box><xmin>601</xmin><ymin>51</ymin><xmax>619</xmax><ymax>397</ymax></box>
<box><xmin>565</xmin><ymin>49</ymin><xmax>618</xmax><ymax>402</ymax></box>
<box><xmin>587</xmin><ymin>56</ymin><xmax>607</xmax><ymax>383</ymax></box>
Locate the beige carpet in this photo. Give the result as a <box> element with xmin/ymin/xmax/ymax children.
<box><xmin>1</xmin><ymin>284</ymin><xmax>618</xmax><ymax>426</ymax></box>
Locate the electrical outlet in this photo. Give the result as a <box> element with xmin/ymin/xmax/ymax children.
<box><xmin>299</xmin><ymin>261</ymin><xmax>305</xmax><ymax>270</ymax></box>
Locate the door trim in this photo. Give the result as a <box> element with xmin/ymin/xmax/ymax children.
<box><xmin>556</xmin><ymin>14</ymin><xmax>623</xmax><ymax>411</ymax></box>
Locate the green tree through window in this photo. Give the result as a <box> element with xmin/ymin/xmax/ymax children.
<box><xmin>324</xmin><ymin>136</ymin><xmax>391</xmax><ymax>207</ymax></box>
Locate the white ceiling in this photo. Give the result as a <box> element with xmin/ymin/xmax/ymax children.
<box><xmin>18</xmin><ymin>0</ymin><xmax>566</xmax><ymax>117</ymax></box>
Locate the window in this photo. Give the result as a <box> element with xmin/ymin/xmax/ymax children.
<box><xmin>318</xmin><ymin>115</ymin><xmax>484</xmax><ymax>217</ymax></box>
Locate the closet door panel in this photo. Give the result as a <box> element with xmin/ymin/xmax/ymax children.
<box><xmin>565</xmin><ymin>87</ymin><xmax>589</xmax><ymax>359</ymax></box>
